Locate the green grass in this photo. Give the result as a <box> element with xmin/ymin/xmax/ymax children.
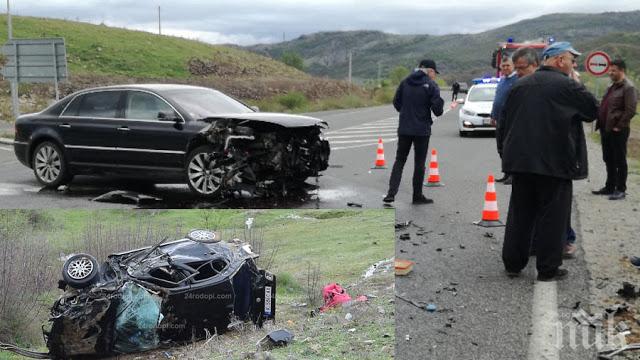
<box><xmin>0</xmin><ymin>15</ymin><xmax>304</xmax><ymax>80</ymax></box>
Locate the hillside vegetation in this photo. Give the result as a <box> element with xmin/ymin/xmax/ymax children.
<box><xmin>0</xmin><ymin>15</ymin><xmax>374</xmax><ymax>121</ymax></box>
<box><xmin>248</xmin><ymin>11</ymin><xmax>640</xmax><ymax>83</ymax></box>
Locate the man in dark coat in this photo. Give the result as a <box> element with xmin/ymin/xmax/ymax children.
<box><xmin>500</xmin><ymin>42</ymin><xmax>598</xmax><ymax>281</ymax></box>
<box><xmin>383</xmin><ymin>59</ymin><xmax>444</xmax><ymax>204</ymax></box>
<box><xmin>452</xmin><ymin>81</ymin><xmax>460</xmax><ymax>101</ymax></box>
<box><xmin>592</xmin><ymin>58</ymin><xmax>638</xmax><ymax>200</ymax></box>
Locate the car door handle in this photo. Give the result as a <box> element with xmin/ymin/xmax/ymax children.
<box><xmin>117</xmin><ymin>127</ymin><xmax>130</xmax><ymax>131</ymax></box>
<box><xmin>58</xmin><ymin>123</ymin><xmax>71</xmax><ymax>128</ymax></box>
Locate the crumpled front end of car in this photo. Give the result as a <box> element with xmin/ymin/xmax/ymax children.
<box><xmin>199</xmin><ymin>118</ymin><xmax>330</xmax><ymax>195</ymax></box>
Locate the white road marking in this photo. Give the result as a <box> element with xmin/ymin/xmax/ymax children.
<box><xmin>527</xmin><ymin>281</ymin><xmax>560</xmax><ymax>360</ymax></box>
<box><xmin>330</xmin><ymin>138</ymin><xmax>391</xmax><ymax>144</ymax></box>
<box><xmin>326</xmin><ymin>133</ymin><xmax>396</xmax><ymax>140</ymax></box>
<box><xmin>0</xmin><ymin>146</ymin><xmax>12</xmax><ymax>152</ymax></box>
<box><xmin>332</xmin><ymin>138</ymin><xmax>398</xmax><ymax>150</ymax></box>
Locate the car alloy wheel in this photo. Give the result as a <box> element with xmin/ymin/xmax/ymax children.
<box><xmin>187</xmin><ymin>147</ymin><xmax>224</xmax><ymax>196</ymax></box>
<box><xmin>187</xmin><ymin>229</ymin><xmax>218</xmax><ymax>243</ymax></box>
<box><xmin>67</xmin><ymin>256</ymin><xmax>94</xmax><ymax>280</ymax></box>
<box><xmin>32</xmin><ymin>141</ymin><xmax>72</xmax><ymax>187</ymax></box>
<box><xmin>34</xmin><ymin>143</ymin><xmax>62</xmax><ymax>183</ymax></box>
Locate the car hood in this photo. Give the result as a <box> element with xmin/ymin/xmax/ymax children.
<box><xmin>200</xmin><ymin>112</ymin><xmax>327</xmax><ymax>128</ymax></box>
<box><xmin>462</xmin><ymin>101</ymin><xmax>493</xmax><ymax>114</ymax></box>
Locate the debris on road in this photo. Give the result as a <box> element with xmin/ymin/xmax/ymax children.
<box><xmin>399</xmin><ymin>233</ymin><xmax>411</xmax><ymax>241</ymax></box>
<box><xmin>598</xmin><ymin>343</ymin><xmax>640</xmax><ymax>359</ymax></box>
<box><xmin>483</xmin><ymin>232</ymin><xmax>494</xmax><ymax>238</ymax></box>
<box><xmin>395</xmin><ymin>221</ymin><xmax>412</xmax><ymax>229</ymax></box>
<box><xmin>92</xmin><ymin>190</ymin><xmax>162</xmax><ymax>204</ymax></box>
<box><xmin>347</xmin><ymin>202</ymin><xmax>363</xmax><ymax>208</ymax></box>
<box><xmin>395</xmin><ymin>259</ymin><xmax>415</xmax><ymax>276</ymax></box>
<box><xmin>426</xmin><ymin>304</ymin><xmax>437</xmax><ymax>312</ymax></box>
<box><xmin>257</xmin><ymin>329</ymin><xmax>294</xmax><ymax>350</ymax></box>
<box><xmin>617</xmin><ymin>282</ymin><xmax>639</xmax><ymax>299</ymax></box>
<box><xmin>629</xmin><ymin>256</ymin><xmax>640</xmax><ymax>269</ymax></box>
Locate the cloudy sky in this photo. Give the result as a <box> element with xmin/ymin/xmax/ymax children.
<box><xmin>8</xmin><ymin>0</ymin><xmax>640</xmax><ymax>45</ymax></box>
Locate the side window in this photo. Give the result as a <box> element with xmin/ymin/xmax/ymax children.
<box><xmin>125</xmin><ymin>91</ymin><xmax>175</xmax><ymax>120</ymax></box>
<box><xmin>77</xmin><ymin>91</ymin><xmax>122</xmax><ymax>118</ymax></box>
<box><xmin>60</xmin><ymin>95</ymin><xmax>83</xmax><ymax>117</ymax></box>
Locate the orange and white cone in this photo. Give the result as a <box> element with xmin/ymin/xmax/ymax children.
<box><xmin>473</xmin><ymin>174</ymin><xmax>504</xmax><ymax>227</ymax></box>
<box><xmin>424</xmin><ymin>149</ymin><xmax>443</xmax><ymax>187</ymax></box>
<box><xmin>372</xmin><ymin>137</ymin><xmax>386</xmax><ymax>169</ymax></box>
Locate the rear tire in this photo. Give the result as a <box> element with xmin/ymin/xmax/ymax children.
<box><xmin>186</xmin><ymin>146</ymin><xmax>224</xmax><ymax>198</ymax></box>
<box><xmin>32</xmin><ymin>141</ymin><xmax>73</xmax><ymax>187</ymax></box>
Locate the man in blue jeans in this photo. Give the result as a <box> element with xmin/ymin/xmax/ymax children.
<box><xmin>383</xmin><ymin>59</ymin><xmax>444</xmax><ymax>204</ymax></box>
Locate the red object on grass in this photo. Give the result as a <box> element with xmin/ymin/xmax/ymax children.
<box><xmin>319</xmin><ymin>283</ymin><xmax>352</xmax><ymax>312</ymax></box>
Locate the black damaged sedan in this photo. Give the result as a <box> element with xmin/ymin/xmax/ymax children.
<box><xmin>13</xmin><ymin>84</ymin><xmax>330</xmax><ymax>197</ymax></box>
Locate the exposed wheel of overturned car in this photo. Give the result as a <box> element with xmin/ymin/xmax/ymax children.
<box><xmin>186</xmin><ymin>146</ymin><xmax>224</xmax><ymax>198</ymax></box>
<box><xmin>32</xmin><ymin>141</ymin><xmax>73</xmax><ymax>188</ymax></box>
<box><xmin>62</xmin><ymin>253</ymin><xmax>99</xmax><ymax>288</ymax></box>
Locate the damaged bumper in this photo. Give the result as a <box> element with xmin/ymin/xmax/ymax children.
<box><xmin>44</xmin><ymin>230</ymin><xmax>276</xmax><ymax>358</ymax></box>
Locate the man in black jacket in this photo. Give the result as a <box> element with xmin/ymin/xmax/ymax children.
<box><xmin>500</xmin><ymin>42</ymin><xmax>598</xmax><ymax>281</ymax></box>
<box><xmin>383</xmin><ymin>59</ymin><xmax>444</xmax><ymax>204</ymax></box>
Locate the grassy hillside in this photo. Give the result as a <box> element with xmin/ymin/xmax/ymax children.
<box><xmin>0</xmin><ymin>15</ymin><xmax>306</xmax><ymax>79</ymax></box>
<box><xmin>248</xmin><ymin>11</ymin><xmax>640</xmax><ymax>83</ymax></box>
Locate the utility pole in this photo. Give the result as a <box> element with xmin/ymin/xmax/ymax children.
<box><xmin>7</xmin><ymin>0</ymin><xmax>11</xmax><ymax>40</ymax></box>
<box><xmin>7</xmin><ymin>0</ymin><xmax>18</xmax><ymax>120</ymax></box>
<box><xmin>158</xmin><ymin>6</ymin><xmax>161</xmax><ymax>35</ymax></box>
<box><xmin>347</xmin><ymin>50</ymin><xmax>352</xmax><ymax>86</ymax></box>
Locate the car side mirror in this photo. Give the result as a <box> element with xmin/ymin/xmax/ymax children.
<box><xmin>158</xmin><ymin>111</ymin><xmax>181</xmax><ymax>122</ymax></box>
<box><xmin>250</xmin><ymin>106</ymin><xmax>260</xmax><ymax>112</ymax></box>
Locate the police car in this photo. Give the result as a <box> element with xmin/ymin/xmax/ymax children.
<box><xmin>457</xmin><ymin>78</ymin><xmax>499</xmax><ymax>137</ymax></box>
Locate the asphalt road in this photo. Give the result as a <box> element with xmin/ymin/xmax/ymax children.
<box><xmin>0</xmin><ymin>95</ymin><xmax>597</xmax><ymax>359</ymax></box>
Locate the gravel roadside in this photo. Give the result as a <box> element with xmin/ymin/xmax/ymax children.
<box><xmin>577</xmin><ymin>130</ymin><xmax>640</xmax><ymax>357</ymax></box>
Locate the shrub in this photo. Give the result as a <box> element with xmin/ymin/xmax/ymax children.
<box><xmin>277</xmin><ymin>91</ymin><xmax>308</xmax><ymax>110</ymax></box>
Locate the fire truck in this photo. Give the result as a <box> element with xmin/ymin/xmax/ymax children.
<box><xmin>491</xmin><ymin>37</ymin><xmax>550</xmax><ymax>76</ymax></box>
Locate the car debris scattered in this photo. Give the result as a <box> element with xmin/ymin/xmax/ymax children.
<box><xmin>616</xmin><ymin>282</ymin><xmax>639</xmax><ymax>299</ymax></box>
<box><xmin>347</xmin><ymin>202</ymin><xmax>363</xmax><ymax>208</ymax></box>
<box><xmin>395</xmin><ymin>259</ymin><xmax>415</xmax><ymax>276</ymax></box>
<box><xmin>43</xmin><ymin>229</ymin><xmax>276</xmax><ymax>359</ymax></box>
<box><xmin>92</xmin><ymin>190</ymin><xmax>162</xmax><ymax>204</ymax></box>
<box><xmin>598</xmin><ymin>343</ymin><xmax>640</xmax><ymax>359</ymax></box>
<box><xmin>256</xmin><ymin>329</ymin><xmax>294</xmax><ymax>350</ymax></box>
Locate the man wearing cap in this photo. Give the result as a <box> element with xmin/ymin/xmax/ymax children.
<box><xmin>383</xmin><ymin>59</ymin><xmax>444</xmax><ymax>205</ymax></box>
<box><xmin>500</xmin><ymin>42</ymin><xmax>598</xmax><ymax>281</ymax></box>
<box><xmin>592</xmin><ymin>58</ymin><xmax>638</xmax><ymax>200</ymax></box>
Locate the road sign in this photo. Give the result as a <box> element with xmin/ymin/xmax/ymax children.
<box><xmin>1</xmin><ymin>38</ymin><xmax>67</xmax><ymax>83</ymax></box>
<box><xmin>0</xmin><ymin>38</ymin><xmax>67</xmax><ymax>119</ymax></box>
<box><xmin>585</xmin><ymin>51</ymin><xmax>611</xmax><ymax>76</ymax></box>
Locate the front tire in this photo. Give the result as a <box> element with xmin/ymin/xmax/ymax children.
<box><xmin>459</xmin><ymin>131</ymin><xmax>467</xmax><ymax>137</ymax></box>
<box><xmin>186</xmin><ymin>146</ymin><xmax>224</xmax><ymax>198</ymax></box>
<box><xmin>32</xmin><ymin>141</ymin><xmax>72</xmax><ymax>187</ymax></box>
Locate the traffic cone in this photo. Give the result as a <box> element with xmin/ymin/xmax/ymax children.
<box><xmin>473</xmin><ymin>174</ymin><xmax>504</xmax><ymax>227</ymax></box>
<box><xmin>424</xmin><ymin>149</ymin><xmax>443</xmax><ymax>187</ymax></box>
<box><xmin>372</xmin><ymin>137</ymin><xmax>386</xmax><ymax>169</ymax></box>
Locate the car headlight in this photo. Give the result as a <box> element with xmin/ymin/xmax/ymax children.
<box><xmin>462</xmin><ymin>109</ymin><xmax>476</xmax><ymax>116</ymax></box>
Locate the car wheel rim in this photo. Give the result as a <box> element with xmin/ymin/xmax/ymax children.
<box><xmin>188</xmin><ymin>152</ymin><xmax>222</xmax><ymax>195</ymax></box>
<box><xmin>67</xmin><ymin>257</ymin><xmax>94</xmax><ymax>280</ymax></box>
<box><xmin>34</xmin><ymin>145</ymin><xmax>61</xmax><ymax>183</ymax></box>
<box><xmin>188</xmin><ymin>229</ymin><xmax>216</xmax><ymax>242</ymax></box>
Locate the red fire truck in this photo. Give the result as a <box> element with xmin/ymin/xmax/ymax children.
<box><xmin>491</xmin><ymin>38</ymin><xmax>549</xmax><ymax>76</ymax></box>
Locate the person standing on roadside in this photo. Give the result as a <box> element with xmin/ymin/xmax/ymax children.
<box><xmin>452</xmin><ymin>81</ymin><xmax>460</xmax><ymax>101</ymax></box>
<box><xmin>491</xmin><ymin>55</ymin><xmax>517</xmax><ymax>183</ymax></box>
<box><xmin>500</xmin><ymin>42</ymin><xmax>598</xmax><ymax>281</ymax></box>
<box><xmin>592</xmin><ymin>59</ymin><xmax>638</xmax><ymax>200</ymax></box>
<box><xmin>383</xmin><ymin>59</ymin><xmax>444</xmax><ymax>205</ymax></box>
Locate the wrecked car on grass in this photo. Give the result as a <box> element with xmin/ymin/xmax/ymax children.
<box><xmin>44</xmin><ymin>230</ymin><xmax>276</xmax><ymax>358</ymax></box>
<box><xmin>13</xmin><ymin>84</ymin><xmax>330</xmax><ymax>198</ymax></box>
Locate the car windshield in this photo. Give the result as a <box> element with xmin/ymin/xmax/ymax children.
<box><xmin>164</xmin><ymin>88</ymin><xmax>253</xmax><ymax>119</ymax></box>
<box><xmin>467</xmin><ymin>87</ymin><xmax>496</xmax><ymax>102</ymax></box>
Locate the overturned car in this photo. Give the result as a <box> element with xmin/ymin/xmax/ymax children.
<box><xmin>44</xmin><ymin>230</ymin><xmax>276</xmax><ymax>359</ymax></box>
<box><xmin>13</xmin><ymin>84</ymin><xmax>330</xmax><ymax>198</ymax></box>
